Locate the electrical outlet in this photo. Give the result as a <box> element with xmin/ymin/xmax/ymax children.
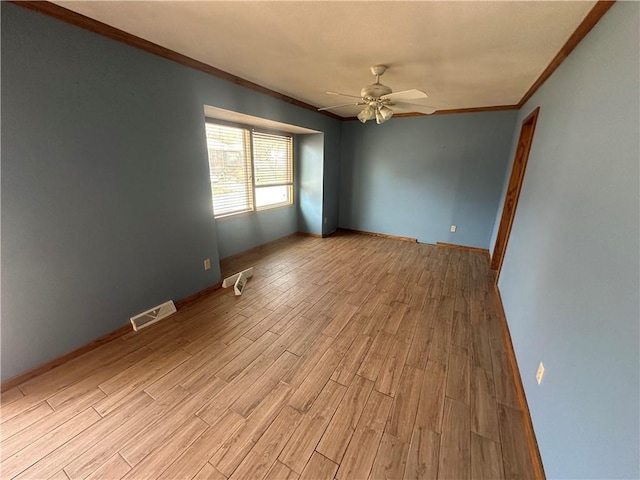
<box><xmin>536</xmin><ymin>362</ymin><xmax>545</xmax><ymax>385</ymax></box>
<box><xmin>450</xmin><ymin>225</ymin><xmax>457</xmax><ymax>233</ymax></box>
<box><xmin>204</xmin><ymin>258</ymin><xmax>211</xmax><ymax>270</ymax></box>
<box><xmin>324</xmin><ymin>217</ymin><xmax>328</xmax><ymax>224</ymax></box>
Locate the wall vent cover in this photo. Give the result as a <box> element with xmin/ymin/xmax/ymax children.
<box><xmin>130</xmin><ymin>300</ymin><xmax>176</xmax><ymax>331</ymax></box>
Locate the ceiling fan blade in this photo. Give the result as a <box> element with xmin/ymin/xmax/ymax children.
<box><xmin>392</xmin><ymin>102</ymin><xmax>437</xmax><ymax>115</ymax></box>
<box><xmin>318</xmin><ymin>102</ymin><xmax>365</xmax><ymax>111</ymax></box>
<box><xmin>326</xmin><ymin>91</ymin><xmax>363</xmax><ymax>99</ymax></box>
<box><xmin>381</xmin><ymin>89</ymin><xmax>428</xmax><ymax>102</ymax></box>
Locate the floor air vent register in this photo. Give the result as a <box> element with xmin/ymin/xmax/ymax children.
<box><xmin>130</xmin><ymin>300</ymin><xmax>177</xmax><ymax>331</ymax></box>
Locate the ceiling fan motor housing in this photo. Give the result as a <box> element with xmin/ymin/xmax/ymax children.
<box><xmin>361</xmin><ymin>83</ymin><xmax>392</xmax><ymax>100</ymax></box>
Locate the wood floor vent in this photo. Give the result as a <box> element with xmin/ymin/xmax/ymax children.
<box><xmin>130</xmin><ymin>300</ymin><xmax>176</xmax><ymax>331</ymax></box>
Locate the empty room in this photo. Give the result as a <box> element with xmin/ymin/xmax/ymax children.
<box><xmin>1</xmin><ymin>1</ymin><xmax>638</xmax><ymax>479</ymax></box>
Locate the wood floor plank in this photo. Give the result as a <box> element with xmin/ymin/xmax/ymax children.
<box><xmin>229</xmin><ymin>406</ymin><xmax>302</xmax><ymax>480</ymax></box>
<box><xmin>357</xmin><ymin>330</ymin><xmax>394</xmax><ymax>382</ymax></box>
<box><xmin>157</xmin><ymin>410</ymin><xmax>244</xmax><ymax>479</ymax></box>
<box><xmin>46</xmin><ymin>346</ymin><xmax>152</xmax><ymax>410</ymax></box>
<box><xmin>322</xmin><ymin>302</ymin><xmax>359</xmax><ymax>338</ymax></box>
<box><xmin>429</xmin><ymin>297</ymin><xmax>454</xmax><ymax>365</ymax></box>
<box><xmin>454</xmin><ymin>294</ymin><xmax>470</xmax><ymax>315</ymax></box>
<box><xmin>282</xmin><ymin>335</ymin><xmax>334</xmax><ymax>388</ymax></box>
<box><xmin>119</xmin><ymin>381</ymin><xmax>226</xmax><ymax>468</ymax></box>
<box><xmin>451</xmin><ymin>311</ymin><xmax>470</xmax><ymax>349</ymax></box>
<box><xmin>414</xmin><ymin>360</ymin><xmax>447</xmax><ymax>433</ymax></box>
<box><xmin>470</xmin><ymin>366</ymin><xmax>501</xmax><ymax>443</ymax></box>
<box><xmin>215</xmin><ymin>331</ymin><xmax>279</xmax><ymax>382</ymax></box>
<box><xmin>263</xmin><ymin>317</ymin><xmax>322</xmax><ymax>362</ymax></box>
<box><xmin>331</xmin><ymin>313</ymin><xmax>368</xmax><ymax>355</ymax></box>
<box><xmin>471</xmin><ymin>432</ymin><xmax>505</xmax><ymax>480</ymax></box>
<box><xmin>446</xmin><ymin>344</ymin><xmax>470</xmax><ymax>405</ymax></box>
<box><xmin>1</xmin><ymin>386</ymin><xmax>25</xmax><ymax>406</ymax></box>
<box><xmin>94</xmin><ymin>348</ymin><xmax>192</xmax><ymax>416</ymax></box>
<box><xmin>63</xmin><ymin>385</ymin><xmax>190</xmax><ymax>480</ymax></box>
<box><xmin>3</xmin><ymin>407</ymin><xmax>102</xmax><ymax>479</ymax></box>
<box><xmin>85</xmin><ymin>453</ymin><xmax>131</xmax><ymax>480</ymax></box>
<box><xmin>470</xmin><ymin>321</ymin><xmax>493</xmax><ymax>372</ymax></box>
<box><xmin>180</xmin><ymin>314</ymin><xmax>250</xmax><ymax>355</ymax></box>
<box><xmin>316</xmin><ymin>375</ymin><xmax>374</xmax><ymax>464</ymax></box>
<box><xmin>498</xmin><ymin>404</ymin><xmax>536</xmax><ymax>480</ymax></box>
<box><xmin>196</xmin><ymin>463</ymin><xmax>229</xmax><ymax>480</ymax></box>
<box><xmin>369</xmin><ymin>433</ymin><xmax>409</xmax><ymax>480</ymax></box>
<box><xmin>404</xmin><ymin>426</ymin><xmax>440</xmax><ymax>480</ymax></box>
<box><xmin>286</xmin><ymin>316</ymin><xmax>333</xmax><ymax>357</ymax></box>
<box><xmin>97</xmin><ymin>347</ymin><xmax>190</xmax><ymax>396</ymax></box>
<box><xmin>395</xmin><ymin>308</ymin><xmax>421</xmax><ymax>345</ymax></box>
<box><xmin>195</xmin><ymin>356</ymin><xmax>269</xmax><ymax>426</ymax></box>
<box><xmin>17</xmin><ymin>339</ymin><xmax>137</xmax><ymax>399</ymax></box>
<box><xmin>279</xmin><ymin>380</ymin><xmax>346</xmax><ymax>474</ymax></box>
<box><xmin>386</xmin><ymin>365</ymin><xmax>424</xmax><ymax>443</ymax></box>
<box><xmin>406</xmin><ymin>300</ymin><xmax>435</xmax><ymax>370</ymax></box>
<box><xmin>47</xmin><ymin>470</ymin><xmax>70</xmax><ymax>480</ymax></box>
<box><xmin>438</xmin><ymin>398</ymin><xmax>470</xmax><ymax>480</ymax></box>
<box><xmin>492</xmin><ymin>349</ymin><xmax>520</xmax><ymax>409</ymax></box>
<box><xmin>269</xmin><ymin>301</ymin><xmax>313</xmax><ymax>335</ymax></box>
<box><xmin>335</xmin><ymin>390</ymin><xmax>393</xmax><ymax>480</ymax></box>
<box><xmin>13</xmin><ymin>391</ymin><xmax>154</xmax><ymax>480</ymax></box>
<box><xmin>331</xmin><ymin>334</ymin><xmax>373</xmax><ymax>386</ymax></box>
<box><xmin>231</xmin><ymin>351</ymin><xmax>298</xmax><ymax>417</ymax></box>
<box><xmin>1</xmin><ymin>400</ymin><xmax>54</xmax><ymax>440</ymax></box>
<box><xmin>210</xmin><ymin>382</ymin><xmax>292</xmax><ymax>476</ymax></box>
<box><xmin>265</xmin><ymin>461</ymin><xmax>300</xmax><ymax>480</ymax></box>
<box><xmin>344</xmin><ymin>282</ymin><xmax>376</xmax><ymax>308</ymax></box>
<box><xmin>2</xmin><ymin>233</ymin><xmax>536</xmax><ymax>480</ymax></box>
<box><xmin>375</xmin><ymin>338</ymin><xmax>410</xmax><ymax>397</ymax></box>
<box><xmin>299</xmin><ymin>452</ymin><xmax>338</xmax><ymax>480</ymax></box>
<box><xmin>361</xmin><ymin>302</ymin><xmax>392</xmax><ymax>337</ymax></box>
<box><xmin>144</xmin><ymin>344</ymin><xmax>229</xmax><ymax>400</ymax></box>
<box><xmin>121</xmin><ymin>415</ymin><xmax>209</xmax><ymax>479</ymax></box>
<box><xmin>1</xmin><ymin>388</ymin><xmax>105</xmax><ymax>461</ymax></box>
<box><xmin>242</xmin><ymin>307</ymin><xmax>284</xmax><ymax>341</ymax></box>
<box><xmin>180</xmin><ymin>337</ymin><xmax>253</xmax><ymax>393</ymax></box>
<box><xmin>288</xmin><ymin>348</ymin><xmax>342</xmax><ymax>413</ymax></box>
<box><xmin>383</xmin><ymin>303</ymin><xmax>410</xmax><ymax>335</ymax></box>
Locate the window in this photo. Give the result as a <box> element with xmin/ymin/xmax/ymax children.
<box><xmin>205</xmin><ymin>122</ymin><xmax>293</xmax><ymax>218</ymax></box>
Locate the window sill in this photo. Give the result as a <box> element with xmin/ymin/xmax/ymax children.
<box><xmin>214</xmin><ymin>203</ymin><xmax>294</xmax><ymax>223</ymax></box>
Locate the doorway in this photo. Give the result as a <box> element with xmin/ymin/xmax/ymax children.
<box><xmin>491</xmin><ymin>107</ymin><xmax>540</xmax><ymax>281</ymax></box>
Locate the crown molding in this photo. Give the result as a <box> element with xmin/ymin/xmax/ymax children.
<box><xmin>342</xmin><ymin>104</ymin><xmax>520</xmax><ymax>122</ymax></box>
<box><xmin>11</xmin><ymin>1</ymin><xmax>342</xmax><ymax>121</ymax></box>
<box><xmin>12</xmin><ymin>0</ymin><xmax>616</xmax><ymax>122</ymax></box>
<box><xmin>518</xmin><ymin>0</ymin><xmax>615</xmax><ymax>107</ymax></box>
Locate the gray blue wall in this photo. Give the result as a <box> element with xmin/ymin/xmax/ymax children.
<box><xmin>322</xmin><ymin>127</ymin><xmax>342</xmax><ymax>235</ymax></box>
<box><xmin>297</xmin><ymin>134</ymin><xmax>324</xmax><ymax>236</ymax></box>
<box><xmin>215</xmin><ymin>206</ymin><xmax>298</xmax><ymax>259</ymax></box>
<box><xmin>339</xmin><ymin>112</ymin><xmax>517</xmax><ymax>248</ymax></box>
<box><xmin>1</xmin><ymin>3</ymin><xmax>340</xmax><ymax>381</ymax></box>
<box><xmin>491</xmin><ymin>2</ymin><xmax>639</xmax><ymax>477</ymax></box>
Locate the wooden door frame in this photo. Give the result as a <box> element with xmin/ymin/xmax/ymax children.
<box><xmin>491</xmin><ymin>107</ymin><xmax>540</xmax><ymax>280</ymax></box>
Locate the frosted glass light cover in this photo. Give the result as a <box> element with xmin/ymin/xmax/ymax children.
<box><xmin>358</xmin><ymin>106</ymin><xmax>375</xmax><ymax>123</ymax></box>
<box><xmin>379</xmin><ymin>105</ymin><xmax>394</xmax><ymax>122</ymax></box>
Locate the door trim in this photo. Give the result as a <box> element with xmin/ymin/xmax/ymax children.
<box><xmin>491</xmin><ymin>107</ymin><xmax>540</xmax><ymax>280</ymax></box>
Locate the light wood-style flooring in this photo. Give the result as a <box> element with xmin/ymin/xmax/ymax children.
<box><xmin>0</xmin><ymin>231</ymin><xmax>536</xmax><ymax>479</ymax></box>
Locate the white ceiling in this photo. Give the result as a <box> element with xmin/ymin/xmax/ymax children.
<box><xmin>54</xmin><ymin>1</ymin><xmax>597</xmax><ymax>117</ymax></box>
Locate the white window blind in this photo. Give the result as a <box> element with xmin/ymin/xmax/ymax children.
<box><xmin>252</xmin><ymin>132</ymin><xmax>293</xmax><ymax>209</ymax></box>
<box><xmin>205</xmin><ymin>123</ymin><xmax>253</xmax><ymax>217</ymax></box>
<box><xmin>205</xmin><ymin>122</ymin><xmax>293</xmax><ymax>218</ymax></box>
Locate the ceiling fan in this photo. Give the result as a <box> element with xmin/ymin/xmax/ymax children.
<box><xmin>318</xmin><ymin>64</ymin><xmax>437</xmax><ymax>124</ymax></box>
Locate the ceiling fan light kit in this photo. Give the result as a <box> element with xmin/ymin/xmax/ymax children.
<box><xmin>357</xmin><ymin>105</ymin><xmax>375</xmax><ymax>123</ymax></box>
<box><xmin>320</xmin><ymin>64</ymin><xmax>437</xmax><ymax>124</ymax></box>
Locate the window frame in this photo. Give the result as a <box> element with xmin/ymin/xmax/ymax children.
<box><xmin>205</xmin><ymin>118</ymin><xmax>294</xmax><ymax>220</ymax></box>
